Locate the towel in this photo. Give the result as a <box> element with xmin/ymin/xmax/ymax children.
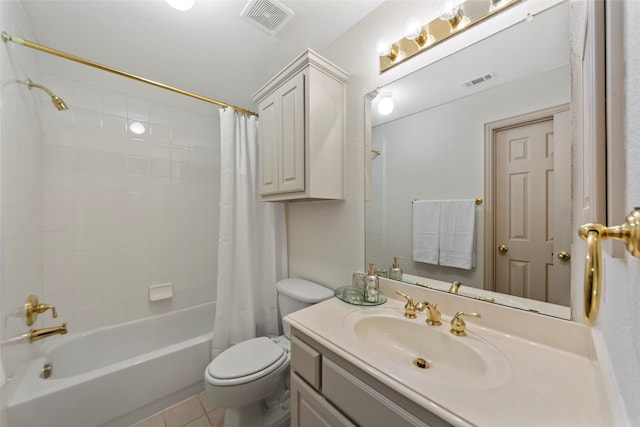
<box><xmin>412</xmin><ymin>200</ymin><xmax>441</xmax><ymax>265</ymax></box>
<box><xmin>439</xmin><ymin>199</ymin><xmax>476</xmax><ymax>270</ymax></box>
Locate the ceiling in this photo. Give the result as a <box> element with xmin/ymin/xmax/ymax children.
<box><xmin>18</xmin><ymin>0</ymin><xmax>384</xmax><ymax>111</ymax></box>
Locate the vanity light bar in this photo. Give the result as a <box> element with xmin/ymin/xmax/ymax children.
<box><xmin>379</xmin><ymin>0</ymin><xmax>520</xmax><ymax>73</ymax></box>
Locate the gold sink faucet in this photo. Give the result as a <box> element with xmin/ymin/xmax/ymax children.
<box><xmin>450</xmin><ymin>312</ymin><xmax>481</xmax><ymax>336</ymax></box>
<box><xmin>29</xmin><ymin>323</ymin><xmax>68</xmax><ymax>343</ymax></box>
<box><xmin>448</xmin><ymin>281</ymin><xmax>461</xmax><ymax>294</ymax></box>
<box><xmin>416</xmin><ymin>301</ymin><xmax>442</xmax><ymax>326</ymax></box>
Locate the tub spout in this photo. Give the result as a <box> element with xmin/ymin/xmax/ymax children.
<box><xmin>30</xmin><ymin>323</ymin><xmax>67</xmax><ymax>343</ymax></box>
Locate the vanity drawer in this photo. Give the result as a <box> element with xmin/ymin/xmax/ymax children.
<box><xmin>291</xmin><ymin>335</ymin><xmax>322</xmax><ymax>390</ymax></box>
<box><xmin>322</xmin><ymin>357</ymin><xmax>447</xmax><ymax>427</ymax></box>
<box><xmin>291</xmin><ymin>373</ymin><xmax>356</xmax><ymax>427</ymax></box>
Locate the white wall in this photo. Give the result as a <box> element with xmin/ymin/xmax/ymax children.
<box><xmin>597</xmin><ymin>1</ymin><xmax>640</xmax><ymax>423</ymax></box>
<box><xmin>368</xmin><ymin>66</ymin><xmax>569</xmax><ymax>288</ymax></box>
<box><xmin>1</xmin><ymin>0</ymin><xmax>221</xmax><ymax>383</ymax></box>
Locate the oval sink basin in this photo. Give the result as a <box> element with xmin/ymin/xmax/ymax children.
<box><xmin>343</xmin><ymin>308</ymin><xmax>510</xmax><ymax>389</ymax></box>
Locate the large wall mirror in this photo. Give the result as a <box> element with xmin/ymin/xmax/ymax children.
<box><xmin>365</xmin><ymin>1</ymin><xmax>571</xmax><ymax>319</ymax></box>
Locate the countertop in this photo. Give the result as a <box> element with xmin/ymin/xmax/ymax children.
<box><xmin>285</xmin><ymin>279</ymin><xmax>614</xmax><ymax>427</ymax></box>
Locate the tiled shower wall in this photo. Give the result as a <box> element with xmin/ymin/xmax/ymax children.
<box><xmin>1</xmin><ymin>0</ymin><xmax>46</xmax><ymax>374</ymax></box>
<box><xmin>38</xmin><ymin>72</ymin><xmax>220</xmax><ymax>333</ymax></box>
<box><xmin>1</xmin><ymin>0</ymin><xmax>221</xmax><ymax>371</ymax></box>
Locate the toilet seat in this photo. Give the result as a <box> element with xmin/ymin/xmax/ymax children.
<box><xmin>207</xmin><ymin>336</ymin><xmax>289</xmax><ymax>386</ymax></box>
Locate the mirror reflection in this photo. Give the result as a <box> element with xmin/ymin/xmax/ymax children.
<box><xmin>366</xmin><ymin>2</ymin><xmax>571</xmax><ymax>319</ymax></box>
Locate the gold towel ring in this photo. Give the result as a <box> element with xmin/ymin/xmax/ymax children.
<box><xmin>578</xmin><ymin>208</ymin><xmax>640</xmax><ymax>325</ymax></box>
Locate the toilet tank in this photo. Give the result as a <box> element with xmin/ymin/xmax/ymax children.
<box><xmin>276</xmin><ymin>278</ymin><xmax>333</xmax><ymax>338</ymax></box>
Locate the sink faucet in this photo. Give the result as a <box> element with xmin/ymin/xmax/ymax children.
<box><xmin>450</xmin><ymin>312</ymin><xmax>481</xmax><ymax>336</ymax></box>
<box><xmin>29</xmin><ymin>323</ymin><xmax>67</xmax><ymax>343</ymax></box>
<box><xmin>416</xmin><ymin>301</ymin><xmax>442</xmax><ymax>326</ymax></box>
<box><xmin>448</xmin><ymin>281</ymin><xmax>461</xmax><ymax>294</ymax></box>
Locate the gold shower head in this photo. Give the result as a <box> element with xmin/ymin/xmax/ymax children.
<box><xmin>26</xmin><ymin>79</ymin><xmax>68</xmax><ymax>111</ymax></box>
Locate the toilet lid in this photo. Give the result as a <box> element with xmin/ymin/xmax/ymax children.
<box><xmin>208</xmin><ymin>337</ymin><xmax>286</xmax><ymax>381</ymax></box>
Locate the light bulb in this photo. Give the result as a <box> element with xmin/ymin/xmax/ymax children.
<box><xmin>166</xmin><ymin>0</ymin><xmax>195</xmax><ymax>11</ymax></box>
<box><xmin>404</xmin><ymin>19</ymin><xmax>423</xmax><ymax>41</ymax></box>
<box><xmin>376</xmin><ymin>41</ymin><xmax>398</xmax><ymax>60</ymax></box>
<box><xmin>377</xmin><ymin>93</ymin><xmax>394</xmax><ymax>116</ymax></box>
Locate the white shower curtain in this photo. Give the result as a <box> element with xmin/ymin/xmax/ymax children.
<box><xmin>211</xmin><ymin>108</ymin><xmax>288</xmax><ymax>359</ymax></box>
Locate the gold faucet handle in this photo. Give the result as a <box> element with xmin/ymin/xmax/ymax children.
<box><xmin>450</xmin><ymin>312</ymin><xmax>481</xmax><ymax>336</ymax></box>
<box><xmin>37</xmin><ymin>304</ymin><xmax>57</xmax><ymax>317</ymax></box>
<box><xmin>25</xmin><ymin>295</ymin><xmax>58</xmax><ymax>326</ymax></box>
<box><xmin>395</xmin><ymin>290</ymin><xmax>417</xmax><ymax>318</ymax></box>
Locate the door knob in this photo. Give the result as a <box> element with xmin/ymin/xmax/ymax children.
<box><xmin>557</xmin><ymin>251</ymin><xmax>571</xmax><ymax>261</ymax></box>
<box><xmin>498</xmin><ymin>244</ymin><xmax>508</xmax><ymax>254</ymax></box>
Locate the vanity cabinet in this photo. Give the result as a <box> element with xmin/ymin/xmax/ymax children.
<box><xmin>252</xmin><ymin>49</ymin><xmax>347</xmax><ymax>201</ymax></box>
<box><xmin>290</xmin><ymin>331</ymin><xmax>452</xmax><ymax>427</ymax></box>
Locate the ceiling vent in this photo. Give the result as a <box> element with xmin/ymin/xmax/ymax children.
<box><xmin>463</xmin><ymin>72</ymin><xmax>496</xmax><ymax>88</ymax></box>
<box><xmin>240</xmin><ymin>0</ymin><xmax>295</xmax><ymax>36</ymax></box>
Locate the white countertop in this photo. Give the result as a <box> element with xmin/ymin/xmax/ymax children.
<box><xmin>285</xmin><ymin>279</ymin><xmax>614</xmax><ymax>427</ymax></box>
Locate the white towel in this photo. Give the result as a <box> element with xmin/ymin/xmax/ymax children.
<box><xmin>412</xmin><ymin>200</ymin><xmax>441</xmax><ymax>265</ymax></box>
<box><xmin>439</xmin><ymin>199</ymin><xmax>476</xmax><ymax>270</ymax></box>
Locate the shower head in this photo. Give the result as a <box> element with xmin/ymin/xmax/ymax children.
<box><xmin>26</xmin><ymin>79</ymin><xmax>68</xmax><ymax>111</ymax></box>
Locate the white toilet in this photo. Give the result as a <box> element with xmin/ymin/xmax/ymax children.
<box><xmin>205</xmin><ymin>278</ymin><xmax>333</xmax><ymax>427</ymax></box>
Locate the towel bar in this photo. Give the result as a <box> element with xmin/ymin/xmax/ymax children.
<box><xmin>578</xmin><ymin>207</ymin><xmax>640</xmax><ymax>324</ymax></box>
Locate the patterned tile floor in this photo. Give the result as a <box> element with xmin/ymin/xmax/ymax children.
<box><xmin>131</xmin><ymin>392</ymin><xmax>225</xmax><ymax>427</ymax></box>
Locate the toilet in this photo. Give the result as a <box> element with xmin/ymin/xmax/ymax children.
<box><xmin>205</xmin><ymin>278</ymin><xmax>334</xmax><ymax>427</ymax></box>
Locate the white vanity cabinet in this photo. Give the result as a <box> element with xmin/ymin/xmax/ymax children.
<box><xmin>253</xmin><ymin>49</ymin><xmax>347</xmax><ymax>201</ymax></box>
<box><xmin>290</xmin><ymin>331</ymin><xmax>453</xmax><ymax>427</ymax></box>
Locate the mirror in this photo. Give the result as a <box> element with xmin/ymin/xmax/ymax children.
<box><xmin>366</xmin><ymin>2</ymin><xmax>571</xmax><ymax>319</ymax></box>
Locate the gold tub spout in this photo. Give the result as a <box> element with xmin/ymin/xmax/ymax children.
<box><xmin>29</xmin><ymin>323</ymin><xmax>67</xmax><ymax>343</ymax></box>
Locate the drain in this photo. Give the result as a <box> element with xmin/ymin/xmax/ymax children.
<box><xmin>413</xmin><ymin>357</ymin><xmax>429</xmax><ymax>369</ymax></box>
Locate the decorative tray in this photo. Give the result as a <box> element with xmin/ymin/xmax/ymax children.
<box><xmin>334</xmin><ymin>286</ymin><xmax>387</xmax><ymax>306</ymax></box>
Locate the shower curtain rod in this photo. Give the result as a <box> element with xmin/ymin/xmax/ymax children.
<box><xmin>1</xmin><ymin>31</ymin><xmax>259</xmax><ymax>117</ymax></box>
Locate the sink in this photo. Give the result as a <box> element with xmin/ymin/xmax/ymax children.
<box><xmin>343</xmin><ymin>308</ymin><xmax>511</xmax><ymax>389</ymax></box>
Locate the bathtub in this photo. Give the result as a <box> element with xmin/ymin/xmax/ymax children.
<box><xmin>4</xmin><ymin>302</ymin><xmax>215</xmax><ymax>427</ymax></box>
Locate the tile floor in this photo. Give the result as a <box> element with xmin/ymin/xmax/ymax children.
<box><xmin>131</xmin><ymin>392</ymin><xmax>225</xmax><ymax>427</ymax></box>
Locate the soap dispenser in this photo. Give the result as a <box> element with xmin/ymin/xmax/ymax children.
<box><xmin>389</xmin><ymin>256</ymin><xmax>403</xmax><ymax>281</ymax></box>
<box><xmin>365</xmin><ymin>263</ymin><xmax>380</xmax><ymax>303</ymax></box>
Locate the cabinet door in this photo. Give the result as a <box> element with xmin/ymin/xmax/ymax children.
<box><xmin>259</xmin><ymin>96</ymin><xmax>279</xmax><ymax>195</ymax></box>
<box><xmin>291</xmin><ymin>373</ymin><xmax>355</xmax><ymax>427</ymax></box>
<box><xmin>277</xmin><ymin>72</ymin><xmax>305</xmax><ymax>194</ymax></box>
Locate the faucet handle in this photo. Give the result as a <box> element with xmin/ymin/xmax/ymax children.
<box><xmin>24</xmin><ymin>295</ymin><xmax>58</xmax><ymax>326</ymax></box>
<box><xmin>450</xmin><ymin>311</ymin><xmax>481</xmax><ymax>336</ymax></box>
<box><xmin>395</xmin><ymin>290</ymin><xmax>417</xmax><ymax>318</ymax></box>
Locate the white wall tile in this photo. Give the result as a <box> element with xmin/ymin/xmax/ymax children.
<box><xmin>4</xmin><ymin>51</ymin><xmax>220</xmax><ymax>338</ymax></box>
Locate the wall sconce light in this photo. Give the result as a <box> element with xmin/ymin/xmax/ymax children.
<box><xmin>379</xmin><ymin>0</ymin><xmax>520</xmax><ymax>73</ymax></box>
<box><xmin>376</xmin><ymin>92</ymin><xmax>394</xmax><ymax>115</ymax></box>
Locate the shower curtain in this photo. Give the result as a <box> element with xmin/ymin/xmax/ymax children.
<box><xmin>211</xmin><ymin>108</ymin><xmax>288</xmax><ymax>359</ymax></box>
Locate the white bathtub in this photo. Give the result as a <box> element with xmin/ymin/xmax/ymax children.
<box><xmin>4</xmin><ymin>302</ymin><xmax>214</xmax><ymax>427</ymax></box>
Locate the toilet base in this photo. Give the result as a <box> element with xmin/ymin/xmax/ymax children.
<box><xmin>221</xmin><ymin>391</ymin><xmax>290</xmax><ymax>427</ymax></box>
<box><xmin>263</xmin><ymin>391</ymin><xmax>290</xmax><ymax>427</ymax></box>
